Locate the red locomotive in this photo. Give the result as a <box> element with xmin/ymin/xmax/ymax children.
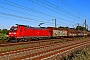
<box><xmin>9</xmin><ymin>24</ymin><xmax>52</xmax><ymax>42</ymax></box>
<box><xmin>9</xmin><ymin>24</ymin><xmax>88</xmax><ymax>42</ymax></box>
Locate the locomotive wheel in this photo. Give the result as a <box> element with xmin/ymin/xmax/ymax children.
<box><xmin>35</xmin><ymin>38</ymin><xmax>38</xmax><ymax>40</ymax></box>
<box><xmin>43</xmin><ymin>37</ymin><xmax>46</xmax><ymax>40</ymax></box>
<box><xmin>46</xmin><ymin>37</ymin><xmax>49</xmax><ymax>40</ymax></box>
<box><xmin>24</xmin><ymin>39</ymin><xmax>28</xmax><ymax>42</ymax></box>
<box><xmin>28</xmin><ymin>38</ymin><xmax>32</xmax><ymax>41</ymax></box>
<box><xmin>18</xmin><ymin>39</ymin><xmax>22</xmax><ymax>42</ymax></box>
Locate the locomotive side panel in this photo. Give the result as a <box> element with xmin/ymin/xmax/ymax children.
<box><xmin>23</xmin><ymin>27</ymin><xmax>33</xmax><ymax>37</ymax></box>
<box><xmin>30</xmin><ymin>28</ymin><xmax>51</xmax><ymax>37</ymax></box>
<box><xmin>39</xmin><ymin>29</ymin><xmax>51</xmax><ymax>37</ymax></box>
<box><xmin>18</xmin><ymin>27</ymin><xmax>52</xmax><ymax>39</ymax></box>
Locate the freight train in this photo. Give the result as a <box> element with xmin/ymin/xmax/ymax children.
<box><xmin>8</xmin><ymin>24</ymin><xmax>88</xmax><ymax>42</ymax></box>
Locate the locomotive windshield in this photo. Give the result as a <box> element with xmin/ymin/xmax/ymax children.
<box><xmin>10</xmin><ymin>27</ymin><xmax>17</xmax><ymax>31</ymax></box>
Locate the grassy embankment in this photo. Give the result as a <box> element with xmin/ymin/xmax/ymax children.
<box><xmin>64</xmin><ymin>47</ymin><xmax>90</xmax><ymax>60</ymax></box>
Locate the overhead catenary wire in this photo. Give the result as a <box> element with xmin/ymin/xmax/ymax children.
<box><xmin>43</xmin><ymin>0</ymin><xmax>88</xmax><ymax>28</ymax></box>
<box><xmin>0</xmin><ymin>15</ymin><xmax>68</xmax><ymax>27</ymax></box>
<box><xmin>3</xmin><ymin>0</ymin><xmax>68</xmax><ymax>24</ymax></box>
<box><xmin>29</xmin><ymin>0</ymin><xmax>78</xmax><ymax>23</ymax></box>
<box><xmin>1</xmin><ymin>0</ymin><xmax>76</xmax><ymax>25</ymax></box>
<box><xmin>0</xmin><ymin>0</ymin><xmax>89</xmax><ymax>29</ymax></box>
<box><xmin>5</xmin><ymin>0</ymin><xmax>80</xmax><ymax>24</ymax></box>
<box><xmin>0</xmin><ymin>6</ymin><xmax>68</xmax><ymax>27</ymax></box>
<box><xmin>59</xmin><ymin>0</ymin><xmax>90</xmax><ymax>23</ymax></box>
<box><xmin>0</xmin><ymin>0</ymin><xmax>56</xmax><ymax>21</ymax></box>
<box><xmin>0</xmin><ymin>3</ymin><xmax>68</xmax><ymax>26</ymax></box>
<box><xmin>2</xmin><ymin>0</ymin><xmax>56</xmax><ymax>18</ymax></box>
<box><xmin>59</xmin><ymin>0</ymin><xmax>90</xmax><ymax>29</ymax></box>
<box><xmin>61</xmin><ymin>0</ymin><xmax>87</xmax><ymax>17</ymax></box>
<box><xmin>0</xmin><ymin>6</ymin><xmax>54</xmax><ymax>24</ymax></box>
<box><xmin>0</xmin><ymin>11</ymin><xmax>56</xmax><ymax>25</ymax></box>
<box><xmin>0</xmin><ymin>16</ymin><xmax>54</xmax><ymax>26</ymax></box>
<box><xmin>43</xmin><ymin>0</ymin><xmax>84</xmax><ymax>22</ymax></box>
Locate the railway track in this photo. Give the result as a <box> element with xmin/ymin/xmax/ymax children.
<box><xmin>0</xmin><ymin>37</ymin><xmax>89</xmax><ymax>53</ymax></box>
<box><xmin>0</xmin><ymin>39</ymin><xmax>90</xmax><ymax>60</ymax></box>
<box><xmin>0</xmin><ymin>39</ymin><xmax>62</xmax><ymax>46</ymax></box>
<box><xmin>0</xmin><ymin>39</ymin><xmax>65</xmax><ymax>53</ymax></box>
<box><xmin>0</xmin><ymin>37</ymin><xmax>86</xmax><ymax>47</ymax></box>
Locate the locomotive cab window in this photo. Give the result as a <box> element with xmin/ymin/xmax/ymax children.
<box><xmin>10</xmin><ymin>27</ymin><xmax>17</xmax><ymax>32</ymax></box>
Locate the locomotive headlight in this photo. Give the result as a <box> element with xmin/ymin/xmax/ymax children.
<box><xmin>14</xmin><ymin>32</ymin><xmax>16</xmax><ymax>34</ymax></box>
<box><xmin>9</xmin><ymin>33</ymin><xmax>11</xmax><ymax>34</ymax></box>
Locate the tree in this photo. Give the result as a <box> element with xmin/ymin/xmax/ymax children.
<box><xmin>1</xmin><ymin>29</ymin><xmax>9</xmax><ymax>34</ymax></box>
<box><xmin>88</xmin><ymin>30</ymin><xmax>90</xmax><ymax>32</ymax></box>
<box><xmin>0</xmin><ymin>29</ymin><xmax>1</xmax><ymax>33</ymax></box>
<box><xmin>76</xmin><ymin>26</ymin><xmax>88</xmax><ymax>31</ymax></box>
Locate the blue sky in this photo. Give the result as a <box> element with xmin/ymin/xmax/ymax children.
<box><xmin>0</xmin><ymin>0</ymin><xmax>90</xmax><ymax>30</ymax></box>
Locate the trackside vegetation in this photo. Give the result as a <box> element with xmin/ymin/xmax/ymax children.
<box><xmin>0</xmin><ymin>29</ymin><xmax>9</xmax><ymax>41</ymax></box>
<box><xmin>63</xmin><ymin>47</ymin><xmax>90</xmax><ymax>60</ymax></box>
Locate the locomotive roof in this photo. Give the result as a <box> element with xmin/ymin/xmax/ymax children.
<box><xmin>17</xmin><ymin>25</ymin><xmax>48</xmax><ymax>29</ymax></box>
<box><xmin>17</xmin><ymin>25</ymin><xmax>29</xmax><ymax>27</ymax></box>
<box><xmin>31</xmin><ymin>27</ymin><xmax>48</xmax><ymax>29</ymax></box>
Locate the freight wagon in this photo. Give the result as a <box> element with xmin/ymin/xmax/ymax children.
<box><xmin>52</xmin><ymin>28</ymin><xmax>68</xmax><ymax>37</ymax></box>
<box><xmin>52</xmin><ymin>28</ymin><xmax>79</xmax><ymax>37</ymax></box>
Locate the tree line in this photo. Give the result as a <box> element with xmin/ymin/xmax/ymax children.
<box><xmin>58</xmin><ymin>26</ymin><xmax>90</xmax><ymax>32</ymax></box>
<box><xmin>0</xmin><ymin>29</ymin><xmax>9</xmax><ymax>35</ymax></box>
